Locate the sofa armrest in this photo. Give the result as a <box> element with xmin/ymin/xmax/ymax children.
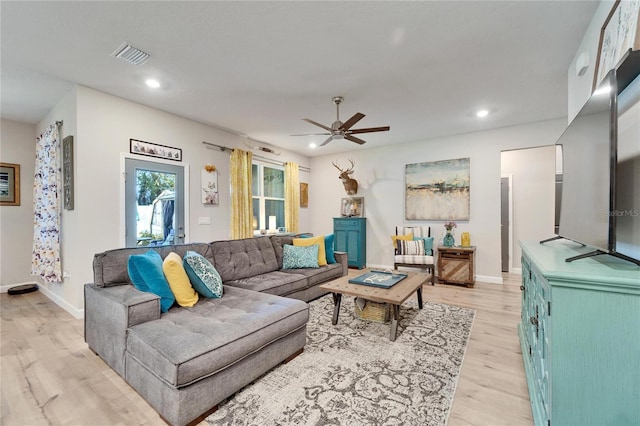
<box><xmin>334</xmin><ymin>251</ymin><xmax>348</xmax><ymax>277</ymax></box>
<box><xmin>84</xmin><ymin>283</ymin><xmax>160</xmax><ymax>377</ymax></box>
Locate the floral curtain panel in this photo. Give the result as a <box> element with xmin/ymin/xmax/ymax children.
<box><xmin>230</xmin><ymin>148</ymin><xmax>254</xmax><ymax>239</ymax></box>
<box><xmin>284</xmin><ymin>162</ymin><xmax>300</xmax><ymax>234</ymax></box>
<box><xmin>31</xmin><ymin>124</ymin><xmax>63</xmax><ymax>283</ymax></box>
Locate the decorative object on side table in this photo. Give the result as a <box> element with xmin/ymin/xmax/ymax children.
<box><xmin>461</xmin><ymin>231</ymin><xmax>471</xmax><ymax>247</ymax></box>
<box><xmin>340</xmin><ymin>197</ymin><xmax>363</xmax><ymax>217</ymax></box>
<box><xmin>443</xmin><ymin>221</ymin><xmax>456</xmax><ymax>247</ymax></box>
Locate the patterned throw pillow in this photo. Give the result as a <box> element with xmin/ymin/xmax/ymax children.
<box><xmin>183</xmin><ymin>251</ymin><xmax>223</xmax><ymax>298</ymax></box>
<box><xmin>293</xmin><ymin>235</ymin><xmax>327</xmax><ymax>266</ymax></box>
<box><xmin>396</xmin><ymin>239</ymin><xmax>425</xmax><ymax>256</ymax></box>
<box><xmin>282</xmin><ymin>244</ymin><xmax>319</xmax><ymax>269</ymax></box>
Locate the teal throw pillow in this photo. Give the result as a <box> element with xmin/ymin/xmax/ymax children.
<box><xmin>325</xmin><ymin>234</ymin><xmax>336</xmax><ymax>264</ymax></box>
<box><xmin>128</xmin><ymin>250</ymin><xmax>175</xmax><ymax>313</ymax></box>
<box><xmin>413</xmin><ymin>236</ymin><xmax>434</xmax><ymax>255</ymax></box>
<box><xmin>282</xmin><ymin>244</ymin><xmax>319</xmax><ymax>269</ymax></box>
<box><xmin>183</xmin><ymin>251</ymin><xmax>223</xmax><ymax>298</ymax></box>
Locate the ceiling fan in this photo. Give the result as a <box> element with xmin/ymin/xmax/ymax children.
<box><xmin>292</xmin><ymin>96</ymin><xmax>390</xmax><ymax>146</ymax></box>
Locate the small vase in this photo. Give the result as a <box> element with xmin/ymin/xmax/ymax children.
<box><xmin>443</xmin><ymin>231</ymin><xmax>455</xmax><ymax>247</ymax></box>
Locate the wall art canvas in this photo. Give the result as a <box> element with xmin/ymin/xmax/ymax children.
<box><xmin>130</xmin><ymin>138</ymin><xmax>182</xmax><ymax>161</ymax></box>
<box><xmin>300</xmin><ymin>182</ymin><xmax>309</xmax><ymax>208</ymax></box>
<box><xmin>0</xmin><ymin>162</ymin><xmax>20</xmax><ymax>206</ymax></box>
<box><xmin>63</xmin><ymin>135</ymin><xmax>74</xmax><ymax>210</ymax></box>
<box><xmin>593</xmin><ymin>0</ymin><xmax>640</xmax><ymax>90</ymax></box>
<box><xmin>405</xmin><ymin>158</ymin><xmax>470</xmax><ymax>220</ymax></box>
<box><xmin>201</xmin><ymin>170</ymin><xmax>218</xmax><ymax>205</ymax></box>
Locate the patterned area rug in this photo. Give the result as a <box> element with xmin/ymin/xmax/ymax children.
<box><xmin>206</xmin><ymin>294</ymin><xmax>475</xmax><ymax>426</ymax></box>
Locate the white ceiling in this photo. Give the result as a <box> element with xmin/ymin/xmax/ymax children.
<box><xmin>1</xmin><ymin>1</ymin><xmax>598</xmax><ymax>157</ymax></box>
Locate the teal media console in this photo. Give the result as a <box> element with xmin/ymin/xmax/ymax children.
<box><xmin>519</xmin><ymin>240</ymin><xmax>640</xmax><ymax>426</ymax></box>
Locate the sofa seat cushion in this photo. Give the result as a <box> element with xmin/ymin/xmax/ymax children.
<box><xmin>126</xmin><ymin>286</ymin><xmax>308</xmax><ymax>388</ymax></box>
<box><xmin>394</xmin><ymin>254</ymin><xmax>435</xmax><ymax>265</ymax></box>
<box><xmin>282</xmin><ymin>263</ymin><xmax>343</xmax><ymax>287</ymax></box>
<box><xmin>225</xmin><ymin>271</ymin><xmax>307</xmax><ymax>296</ymax></box>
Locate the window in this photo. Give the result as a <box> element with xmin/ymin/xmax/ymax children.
<box><xmin>252</xmin><ymin>163</ymin><xmax>284</xmax><ymax>234</ymax></box>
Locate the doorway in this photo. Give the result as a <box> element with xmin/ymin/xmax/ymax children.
<box><xmin>125</xmin><ymin>158</ymin><xmax>185</xmax><ymax>248</ymax></box>
<box><xmin>500</xmin><ymin>176</ymin><xmax>512</xmax><ymax>272</ymax></box>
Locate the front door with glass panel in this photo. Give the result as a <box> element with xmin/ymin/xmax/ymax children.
<box><xmin>125</xmin><ymin>158</ymin><xmax>185</xmax><ymax>248</ymax></box>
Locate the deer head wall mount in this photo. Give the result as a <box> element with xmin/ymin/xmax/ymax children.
<box><xmin>332</xmin><ymin>159</ymin><xmax>358</xmax><ymax>195</ymax></box>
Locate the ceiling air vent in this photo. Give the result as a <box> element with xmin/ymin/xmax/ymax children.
<box><xmin>111</xmin><ymin>42</ymin><xmax>150</xmax><ymax>65</ymax></box>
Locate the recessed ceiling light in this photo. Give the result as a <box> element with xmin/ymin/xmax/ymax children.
<box><xmin>476</xmin><ymin>109</ymin><xmax>489</xmax><ymax>118</ymax></box>
<box><xmin>145</xmin><ymin>79</ymin><xmax>160</xmax><ymax>89</ymax></box>
<box><xmin>309</xmin><ymin>143</ymin><xmax>317</xmax><ymax>149</ymax></box>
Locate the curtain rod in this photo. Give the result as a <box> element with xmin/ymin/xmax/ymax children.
<box><xmin>202</xmin><ymin>141</ymin><xmax>310</xmax><ymax>173</ymax></box>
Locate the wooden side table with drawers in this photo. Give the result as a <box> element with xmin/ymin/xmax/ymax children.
<box><xmin>437</xmin><ymin>245</ymin><xmax>476</xmax><ymax>287</ymax></box>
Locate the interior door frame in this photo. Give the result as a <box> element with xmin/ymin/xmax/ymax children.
<box><xmin>501</xmin><ymin>174</ymin><xmax>514</xmax><ymax>273</ymax></box>
<box><xmin>119</xmin><ymin>153</ymin><xmax>190</xmax><ymax>247</ymax></box>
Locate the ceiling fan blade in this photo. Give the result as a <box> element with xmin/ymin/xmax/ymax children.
<box><xmin>345</xmin><ymin>135</ymin><xmax>366</xmax><ymax>145</ymax></box>
<box><xmin>290</xmin><ymin>132</ymin><xmax>331</xmax><ymax>136</ymax></box>
<box><xmin>340</xmin><ymin>113</ymin><xmax>365</xmax><ymax>131</ymax></box>
<box><xmin>320</xmin><ymin>136</ymin><xmax>334</xmax><ymax>146</ymax></box>
<box><xmin>302</xmin><ymin>118</ymin><xmax>332</xmax><ymax>131</ymax></box>
<box><xmin>348</xmin><ymin>126</ymin><xmax>390</xmax><ymax>134</ymax></box>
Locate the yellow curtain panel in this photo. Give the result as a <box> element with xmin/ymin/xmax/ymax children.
<box><xmin>284</xmin><ymin>162</ymin><xmax>300</xmax><ymax>234</ymax></box>
<box><xmin>230</xmin><ymin>148</ymin><xmax>254</xmax><ymax>239</ymax></box>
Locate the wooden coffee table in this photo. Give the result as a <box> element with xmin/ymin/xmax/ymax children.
<box><xmin>319</xmin><ymin>269</ymin><xmax>428</xmax><ymax>341</ymax></box>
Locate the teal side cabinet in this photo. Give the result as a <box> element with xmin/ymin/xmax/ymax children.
<box><xmin>333</xmin><ymin>217</ymin><xmax>366</xmax><ymax>269</ymax></box>
<box><xmin>519</xmin><ymin>241</ymin><xmax>640</xmax><ymax>426</ymax></box>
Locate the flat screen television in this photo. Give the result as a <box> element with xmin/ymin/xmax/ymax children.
<box><xmin>546</xmin><ymin>50</ymin><xmax>640</xmax><ymax>266</ymax></box>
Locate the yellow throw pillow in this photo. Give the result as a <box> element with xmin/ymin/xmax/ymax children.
<box><xmin>391</xmin><ymin>233</ymin><xmax>414</xmax><ymax>248</ymax></box>
<box><xmin>293</xmin><ymin>235</ymin><xmax>327</xmax><ymax>266</ymax></box>
<box><xmin>163</xmin><ymin>252</ymin><xmax>199</xmax><ymax>307</ymax></box>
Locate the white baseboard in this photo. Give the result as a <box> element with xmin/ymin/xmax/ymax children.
<box><xmin>37</xmin><ymin>285</ymin><xmax>84</xmax><ymax>319</ymax></box>
<box><xmin>2</xmin><ymin>281</ymin><xmax>85</xmax><ymax>319</ymax></box>
<box><xmin>512</xmin><ymin>267</ymin><xmax>522</xmax><ymax>274</ymax></box>
<box><xmin>475</xmin><ymin>275</ymin><xmax>503</xmax><ymax>284</ymax></box>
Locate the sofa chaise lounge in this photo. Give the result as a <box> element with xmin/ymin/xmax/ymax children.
<box><xmin>84</xmin><ymin>235</ymin><xmax>347</xmax><ymax>426</ymax></box>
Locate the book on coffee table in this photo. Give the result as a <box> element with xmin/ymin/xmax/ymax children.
<box><xmin>348</xmin><ymin>270</ymin><xmax>407</xmax><ymax>289</ymax></box>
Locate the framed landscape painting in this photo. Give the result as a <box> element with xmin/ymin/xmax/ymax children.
<box><xmin>405</xmin><ymin>158</ymin><xmax>470</xmax><ymax>220</ymax></box>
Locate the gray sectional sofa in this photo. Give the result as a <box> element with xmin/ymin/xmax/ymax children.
<box><xmin>84</xmin><ymin>235</ymin><xmax>347</xmax><ymax>426</ymax></box>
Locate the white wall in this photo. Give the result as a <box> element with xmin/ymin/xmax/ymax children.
<box><xmin>568</xmin><ymin>1</ymin><xmax>617</xmax><ymax>121</ymax></box>
<box><xmin>0</xmin><ymin>119</ymin><xmax>36</xmax><ymax>290</ymax></box>
<box><xmin>28</xmin><ymin>85</ymin><xmax>311</xmax><ymax>317</ymax></box>
<box><xmin>501</xmin><ymin>146</ymin><xmax>556</xmax><ymax>270</ymax></box>
<box><xmin>309</xmin><ymin>118</ymin><xmax>566</xmax><ymax>283</ymax></box>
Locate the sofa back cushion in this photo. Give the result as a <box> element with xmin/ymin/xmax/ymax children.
<box><xmin>93</xmin><ymin>243</ymin><xmax>212</xmax><ymax>287</ymax></box>
<box><xmin>270</xmin><ymin>235</ymin><xmax>294</xmax><ymax>269</ymax></box>
<box><xmin>209</xmin><ymin>236</ymin><xmax>279</xmax><ymax>282</ymax></box>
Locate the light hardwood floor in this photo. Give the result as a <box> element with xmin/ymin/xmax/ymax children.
<box><xmin>1</xmin><ymin>274</ymin><xmax>533</xmax><ymax>425</ymax></box>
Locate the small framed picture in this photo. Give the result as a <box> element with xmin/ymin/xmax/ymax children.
<box><xmin>341</xmin><ymin>197</ymin><xmax>363</xmax><ymax>217</ymax></box>
<box><xmin>0</xmin><ymin>162</ymin><xmax>20</xmax><ymax>206</ymax></box>
<box><xmin>130</xmin><ymin>138</ymin><xmax>182</xmax><ymax>162</ymax></box>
